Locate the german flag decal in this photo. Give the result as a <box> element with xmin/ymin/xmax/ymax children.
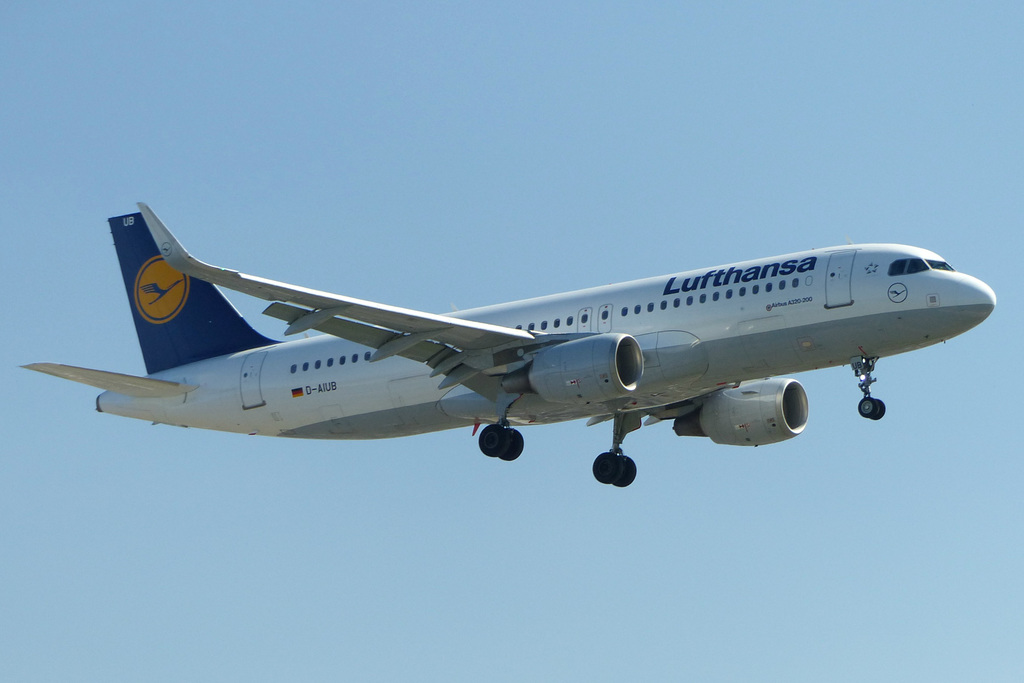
<box><xmin>291</xmin><ymin>387</ymin><xmax>304</xmax><ymax>398</ymax></box>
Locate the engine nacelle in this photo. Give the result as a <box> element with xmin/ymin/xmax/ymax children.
<box><xmin>673</xmin><ymin>378</ymin><xmax>809</xmax><ymax>446</ymax></box>
<box><xmin>502</xmin><ymin>333</ymin><xmax>644</xmax><ymax>404</ymax></box>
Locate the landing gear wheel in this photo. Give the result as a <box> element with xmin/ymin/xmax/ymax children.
<box><xmin>869</xmin><ymin>398</ymin><xmax>885</xmax><ymax>420</ymax></box>
<box><xmin>499</xmin><ymin>429</ymin><xmax>524</xmax><ymax>461</ymax></box>
<box><xmin>613</xmin><ymin>455</ymin><xmax>637</xmax><ymax>488</ymax></box>
<box><xmin>593</xmin><ymin>451</ymin><xmax>624</xmax><ymax>485</ymax></box>
<box><xmin>858</xmin><ymin>396</ymin><xmax>885</xmax><ymax>420</ymax></box>
<box><xmin>593</xmin><ymin>452</ymin><xmax>637</xmax><ymax>487</ymax></box>
<box><xmin>479</xmin><ymin>424</ymin><xmax>511</xmax><ymax>458</ymax></box>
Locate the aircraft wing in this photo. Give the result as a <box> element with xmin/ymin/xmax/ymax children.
<box><xmin>138</xmin><ymin>204</ymin><xmax>538</xmax><ymax>391</ymax></box>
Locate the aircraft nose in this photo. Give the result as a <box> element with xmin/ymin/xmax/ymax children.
<box><xmin>967</xmin><ymin>276</ymin><xmax>997</xmax><ymax>314</ymax></box>
<box><xmin>958</xmin><ymin>275</ymin><xmax>996</xmax><ymax>324</ymax></box>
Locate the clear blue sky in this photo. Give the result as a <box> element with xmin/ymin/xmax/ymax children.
<box><xmin>3</xmin><ymin>3</ymin><xmax>1021</xmax><ymax>681</ymax></box>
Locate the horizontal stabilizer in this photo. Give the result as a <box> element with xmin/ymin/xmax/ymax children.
<box><xmin>22</xmin><ymin>363</ymin><xmax>197</xmax><ymax>398</ymax></box>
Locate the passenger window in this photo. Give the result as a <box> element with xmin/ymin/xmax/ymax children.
<box><xmin>315</xmin><ymin>360</ymin><xmax>322</xmax><ymax>369</ymax></box>
<box><xmin>673</xmin><ymin>298</ymin><xmax>680</xmax><ymax>308</ymax></box>
<box><xmin>352</xmin><ymin>354</ymin><xmax>359</xmax><ymax>363</ymax></box>
<box><xmin>739</xmin><ymin>287</ymin><xmax>746</xmax><ymax>296</ymax></box>
<box><xmin>726</xmin><ymin>289</ymin><xmax>733</xmax><ymax>299</ymax></box>
<box><xmin>553</xmin><ymin>319</ymin><xmax>560</xmax><ymax>329</ymax></box>
<box><xmin>541</xmin><ymin>321</ymin><xmax>548</xmax><ymax>330</ymax></box>
<box><xmin>660</xmin><ymin>300</ymin><xmax>667</xmax><ymax>310</ymax></box>
<box><xmin>327</xmin><ymin>358</ymin><xmax>334</xmax><ymax>367</ymax></box>
<box><xmin>779</xmin><ymin>280</ymin><xmax>786</xmax><ymax>290</ymax></box>
<box><xmin>712</xmin><ymin>291</ymin><xmax>720</xmax><ymax>301</ymax></box>
<box><xmin>339</xmin><ymin>356</ymin><xmax>346</xmax><ymax>365</ymax></box>
<box><xmin>290</xmin><ymin>364</ymin><xmax>297</xmax><ymax>374</ymax></box>
<box><xmin>621</xmin><ymin>307</ymin><xmax>629</xmax><ymax>317</ymax></box>
<box><xmin>365</xmin><ymin>352</ymin><xmax>371</xmax><ymax>361</ymax></box>
<box><xmin>686</xmin><ymin>296</ymin><xmax>693</xmax><ymax>306</ymax></box>
<box><xmin>302</xmin><ymin>362</ymin><xmax>309</xmax><ymax>371</ymax></box>
<box><xmin>699</xmin><ymin>294</ymin><xmax>706</xmax><ymax>303</ymax></box>
<box><xmin>567</xmin><ymin>316</ymin><xmax>574</xmax><ymax>326</ymax></box>
<box><xmin>634</xmin><ymin>305</ymin><xmax>641</xmax><ymax>314</ymax></box>
<box><xmin>792</xmin><ymin>278</ymin><xmax>799</xmax><ymax>288</ymax></box>
<box><xmin>766</xmin><ymin>283</ymin><xmax>773</xmax><ymax>293</ymax></box>
<box><xmin>647</xmin><ymin>303</ymin><xmax>654</xmax><ymax>312</ymax></box>
<box><xmin>528</xmin><ymin>323</ymin><xmax>535</xmax><ymax>331</ymax></box>
<box><xmin>888</xmin><ymin>260</ymin><xmax>907</xmax><ymax>276</ymax></box>
<box><xmin>752</xmin><ymin>285</ymin><xmax>759</xmax><ymax>295</ymax></box>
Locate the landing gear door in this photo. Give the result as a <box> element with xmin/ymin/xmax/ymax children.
<box><xmin>240</xmin><ymin>350</ymin><xmax>268</xmax><ymax>409</ymax></box>
<box><xmin>825</xmin><ymin>250</ymin><xmax>857</xmax><ymax>309</ymax></box>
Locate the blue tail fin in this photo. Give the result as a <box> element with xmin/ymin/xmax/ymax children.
<box><xmin>109</xmin><ymin>212</ymin><xmax>276</xmax><ymax>374</ymax></box>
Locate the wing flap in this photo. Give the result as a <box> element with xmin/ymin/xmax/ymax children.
<box><xmin>23</xmin><ymin>363</ymin><xmax>197</xmax><ymax>398</ymax></box>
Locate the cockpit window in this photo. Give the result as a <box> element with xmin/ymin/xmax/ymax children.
<box><xmin>890</xmin><ymin>257</ymin><xmax>957</xmax><ymax>276</ymax></box>
<box><xmin>889</xmin><ymin>257</ymin><xmax>940</xmax><ymax>275</ymax></box>
<box><xmin>905</xmin><ymin>258</ymin><xmax>928</xmax><ymax>274</ymax></box>
<box><xmin>927</xmin><ymin>260</ymin><xmax>955</xmax><ymax>272</ymax></box>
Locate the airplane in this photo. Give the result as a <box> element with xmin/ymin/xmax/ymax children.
<box><xmin>25</xmin><ymin>204</ymin><xmax>996</xmax><ymax>487</ymax></box>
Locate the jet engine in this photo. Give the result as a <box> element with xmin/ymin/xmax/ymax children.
<box><xmin>501</xmin><ymin>333</ymin><xmax>644</xmax><ymax>404</ymax></box>
<box><xmin>673</xmin><ymin>378</ymin><xmax>808</xmax><ymax>446</ymax></box>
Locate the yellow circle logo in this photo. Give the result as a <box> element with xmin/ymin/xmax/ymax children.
<box><xmin>134</xmin><ymin>256</ymin><xmax>190</xmax><ymax>324</ymax></box>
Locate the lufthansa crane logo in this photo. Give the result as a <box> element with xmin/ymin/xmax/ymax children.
<box><xmin>888</xmin><ymin>282</ymin><xmax>908</xmax><ymax>304</ymax></box>
<box><xmin>134</xmin><ymin>256</ymin><xmax>190</xmax><ymax>324</ymax></box>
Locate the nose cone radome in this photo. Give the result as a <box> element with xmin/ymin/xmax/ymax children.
<box><xmin>967</xmin><ymin>276</ymin><xmax>997</xmax><ymax>317</ymax></box>
<box><xmin>952</xmin><ymin>274</ymin><xmax>996</xmax><ymax>332</ymax></box>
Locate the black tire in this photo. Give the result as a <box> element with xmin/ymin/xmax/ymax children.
<box><xmin>499</xmin><ymin>429</ymin><xmax>524</xmax><ymax>461</ymax></box>
<box><xmin>858</xmin><ymin>397</ymin><xmax>877</xmax><ymax>419</ymax></box>
<box><xmin>479</xmin><ymin>424</ymin><xmax>511</xmax><ymax>458</ymax></box>
<box><xmin>613</xmin><ymin>455</ymin><xmax>637</xmax><ymax>488</ymax></box>
<box><xmin>593</xmin><ymin>451</ymin><xmax>624</xmax><ymax>485</ymax></box>
<box><xmin>870</xmin><ymin>398</ymin><xmax>886</xmax><ymax>421</ymax></box>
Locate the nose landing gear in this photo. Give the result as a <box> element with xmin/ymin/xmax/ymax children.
<box><xmin>852</xmin><ymin>355</ymin><xmax>886</xmax><ymax>420</ymax></box>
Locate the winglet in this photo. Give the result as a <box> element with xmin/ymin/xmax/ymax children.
<box><xmin>137</xmin><ymin>202</ymin><xmax>230</xmax><ymax>276</ymax></box>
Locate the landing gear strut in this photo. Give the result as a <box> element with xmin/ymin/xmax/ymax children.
<box><xmin>852</xmin><ymin>355</ymin><xmax>886</xmax><ymax>420</ymax></box>
<box><xmin>592</xmin><ymin>412</ymin><xmax>640</xmax><ymax>487</ymax></box>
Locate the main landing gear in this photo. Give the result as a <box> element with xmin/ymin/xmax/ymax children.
<box><xmin>852</xmin><ymin>355</ymin><xmax>886</xmax><ymax>420</ymax></box>
<box><xmin>592</xmin><ymin>412</ymin><xmax>641</xmax><ymax>488</ymax></box>
<box><xmin>478</xmin><ymin>423</ymin><xmax>524</xmax><ymax>461</ymax></box>
<box><xmin>476</xmin><ymin>408</ymin><xmax>642</xmax><ymax>488</ymax></box>
<box><xmin>478</xmin><ymin>392</ymin><xmax>525</xmax><ymax>461</ymax></box>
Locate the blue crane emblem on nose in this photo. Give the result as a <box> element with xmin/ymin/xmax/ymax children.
<box><xmin>888</xmin><ymin>283</ymin><xmax>908</xmax><ymax>303</ymax></box>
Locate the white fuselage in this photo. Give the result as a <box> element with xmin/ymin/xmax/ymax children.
<box><xmin>97</xmin><ymin>244</ymin><xmax>996</xmax><ymax>439</ymax></box>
